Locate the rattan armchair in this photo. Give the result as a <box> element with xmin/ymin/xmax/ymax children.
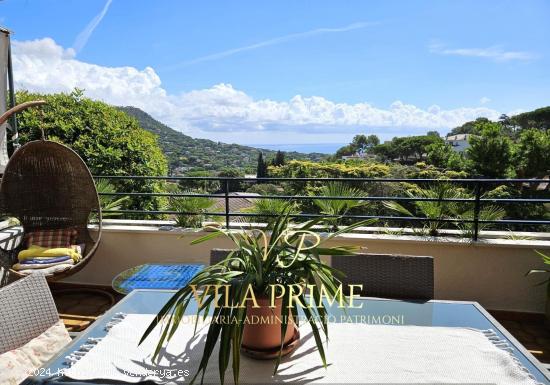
<box><xmin>331</xmin><ymin>253</ymin><xmax>434</xmax><ymax>300</ymax></box>
<box><xmin>210</xmin><ymin>248</ymin><xmax>235</xmax><ymax>265</ymax></box>
<box><xmin>0</xmin><ymin>273</ymin><xmax>62</xmax><ymax>354</ymax></box>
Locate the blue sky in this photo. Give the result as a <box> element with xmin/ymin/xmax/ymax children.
<box><xmin>2</xmin><ymin>0</ymin><xmax>549</xmax><ymax>145</ymax></box>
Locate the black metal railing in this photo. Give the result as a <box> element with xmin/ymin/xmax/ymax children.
<box><xmin>95</xmin><ymin>176</ymin><xmax>550</xmax><ymax>241</ymax></box>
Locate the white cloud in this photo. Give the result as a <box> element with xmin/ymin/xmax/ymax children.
<box><xmin>166</xmin><ymin>21</ymin><xmax>376</xmax><ymax>69</ymax></box>
<box><xmin>429</xmin><ymin>43</ymin><xmax>536</xmax><ymax>62</ymax></box>
<box><xmin>12</xmin><ymin>38</ymin><xmax>167</xmax><ymax>111</ymax></box>
<box><xmin>13</xmin><ymin>38</ymin><xmax>505</xmax><ymax>143</ymax></box>
<box><xmin>73</xmin><ymin>0</ymin><xmax>113</xmax><ymax>54</ymax></box>
<box><xmin>480</xmin><ymin>97</ymin><xmax>491</xmax><ymax>105</ymax></box>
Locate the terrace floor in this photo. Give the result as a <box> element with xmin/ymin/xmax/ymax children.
<box><xmin>50</xmin><ymin>284</ymin><xmax>550</xmax><ymax>365</ymax></box>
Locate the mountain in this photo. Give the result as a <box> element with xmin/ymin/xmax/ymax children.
<box><xmin>119</xmin><ymin>106</ymin><xmax>326</xmax><ymax>174</ymax></box>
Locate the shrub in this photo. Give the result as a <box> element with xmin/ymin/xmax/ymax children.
<box><xmin>245</xmin><ymin>183</ymin><xmax>283</xmax><ymax>195</ymax></box>
<box><xmin>14</xmin><ymin>89</ymin><xmax>168</xmax><ymax>214</ymax></box>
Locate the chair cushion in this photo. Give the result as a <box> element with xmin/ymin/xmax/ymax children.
<box><xmin>0</xmin><ymin>320</ymin><xmax>71</xmax><ymax>385</ymax></box>
<box><xmin>26</xmin><ymin>228</ymin><xmax>78</xmax><ymax>248</ymax></box>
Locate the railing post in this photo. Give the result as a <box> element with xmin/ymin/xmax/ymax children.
<box><xmin>7</xmin><ymin>38</ymin><xmax>19</xmax><ymax>149</ymax></box>
<box><xmin>473</xmin><ymin>181</ymin><xmax>481</xmax><ymax>241</ymax></box>
<box><xmin>224</xmin><ymin>179</ymin><xmax>230</xmax><ymax>229</ymax></box>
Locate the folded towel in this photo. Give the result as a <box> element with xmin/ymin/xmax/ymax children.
<box><xmin>73</xmin><ymin>244</ymin><xmax>84</xmax><ymax>255</ymax></box>
<box><xmin>18</xmin><ymin>245</ymin><xmax>81</xmax><ymax>262</ymax></box>
<box><xmin>20</xmin><ymin>255</ymin><xmax>72</xmax><ymax>265</ymax></box>
<box><xmin>13</xmin><ymin>259</ymin><xmax>75</xmax><ymax>270</ymax></box>
<box><xmin>16</xmin><ymin>263</ymin><xmax>74</xmax><ymax>275</ymax></box>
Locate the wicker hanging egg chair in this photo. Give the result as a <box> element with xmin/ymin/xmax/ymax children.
<box><xmin>0</xmin><ymin>101</ymin><xmax>102</xmax><ymax>281</ymax></box>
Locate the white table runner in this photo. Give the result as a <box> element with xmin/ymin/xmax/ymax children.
<box><xmin>63</xmin><ymin>313</ymin><xmax>542</xmax><ymax>384</ymax></box>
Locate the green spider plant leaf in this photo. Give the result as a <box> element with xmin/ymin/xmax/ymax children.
<box><xmin>274</xmin><ymin>286</ymin><xmax>291</xmax><ymax>374</ymax></box>
<box><xmin>144</xmin><ymin>210</ymin><xmax>369</xmax><ymax>384</ymax></box>
<box><xmin>535</xmin><ymin>250</ymin><xmax>550</xmax><ymax>264</ymax></box>
<box><xmin>526</xmin><ymin>269</ymin><xmax>550</xmax><ymax>276</ymax></box>
<box><xmin>190</xmin><ymin>230</ymin><xmax>225</xmax><ymax>245</ymax></box>
<box><xmin>299</xmin><ymin>294</ymin><xmax>327</xmax><ymax>368</ymax></box>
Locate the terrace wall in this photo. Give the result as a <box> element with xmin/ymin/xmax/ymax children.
<box><xmin>65</xmin><ymin>225</ymin><xmax>550</xmax><ymax>314</ymax></box>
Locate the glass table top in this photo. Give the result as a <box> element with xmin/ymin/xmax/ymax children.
<box><xmin>111</xmin><ymin>263</ymin><xmax>205</xmax><ymax>294</ymax></box>
<box><xmin>25</xmin><ymin>290</ymin><xmax>550</xmax><ymax>384</ymax></box>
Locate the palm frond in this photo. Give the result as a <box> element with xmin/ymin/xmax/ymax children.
<box><xmin>170</xmin><ymin>191</ymin><xmax>215</xmax><ymax>228</ymax></box>
<box><xmin>95</xmin><ymin>179</ymin><xmax>130</xmax><ymax>217</ymax></box>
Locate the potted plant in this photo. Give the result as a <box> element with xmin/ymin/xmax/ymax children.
<box><xmin>526</xmin><ymin>250</ymin><xmax>550</xmax><ymax>323</ymax></box>
<box><xmin>140</xmin><ymin>210</ymin><xmax>374</xmax><ymax>384</ymax></box>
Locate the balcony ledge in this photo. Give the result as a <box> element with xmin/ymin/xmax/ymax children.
<box><xmin>94</xmin><ymin>220</ymin><xmax>550</xmax><ymax>250</ymax></box>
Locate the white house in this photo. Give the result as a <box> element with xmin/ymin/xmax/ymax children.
<box><xmin>445</xmin><ymin>134</ymin><xmax>472</xmax><ymax>152</ymax></box>
<box><xmin>341</xmin><ymin>152</ymin><xmax>370</xmax><ymax>161</ymax></box>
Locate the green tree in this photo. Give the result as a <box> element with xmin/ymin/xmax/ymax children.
<box><xmin>352</xmin><ymin>134</ymin><xmax>380</xmax><ymax>152</ymax></box>
<box><xmin>371</xmin><ymin>143</ymin><xmax>396</xmax><ymax>161</ymax></box>
<box><xmin>384</xmin><ymin>135</ymin><xmax>443</xmax><ymax>162</ymax></box>
<box><xmin>466</xmin><ymin>122</ymin><xmax>515</xmax><ymax>178</ymax></box>
<box><xmin>426</xmin><ymin>142</ymin><xmax>452</xmax><ymax>168</ymax></box>
<box><xmin>14</xmin><ymin>90</ymin><xmax>168</xmax><ymax>212</ymax></box>
<box><xmin>218</xmin><ymin>167</ymin><xmax>244</xmax><ymax>192</ymax></box>
<box><xmin>256</xmin><ymin>152</ymin><xmax>268</xmax><ymax>178</ymax></box>
<box><xmin>512</xmin><ymin>107</ymin><xmax>550</xmax><ymax>131</ymax></box>
<box><xmin>335</xmin><ymin>134</ymin><xmax>380</xmax><ymax>159</ymax></box>
<box><xmin>449</xmin><ymin>117</ymin><xmax>491</xmax><ymax>136</ymax></box>
<box><xmin>366</xmin><ymin>134</ymin><xmax>380</xmax><ymax>149</ymax></box>
<box><xmin>246</xmin><ymin>183</ymin><xmax>282</xmax><ymax>195</ymax></box>
<box><xmin>514</xmin><ymin>129</ymin><xmax>550</xmax><ymax>178</ymax></box>
<box><xmin>271</xmin><ymin>150</ymin><xmax>286</xmax><ymax>166</ymax></box>
<box><xmin>446</xmin><ymin>151</ymin><xmax>468</xmax><ymax>172</ymax></box>
<box><xmin>335</xmin><ymin>144</ymin><xmax>357</xmax><ymax>158</ymax></box>
<box><xmin>178</xmin><ymin>170</ymin><xmax>220</xmax><ymax>192</ymax></box>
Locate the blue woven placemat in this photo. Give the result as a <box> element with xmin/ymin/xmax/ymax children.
<box><xmin>118</xmin><ymin>264</ymin><xmax>204</xmax><ymax>292</ymax></box>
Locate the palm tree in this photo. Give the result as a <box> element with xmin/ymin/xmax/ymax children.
<box><xmin>242</xmin><ymin>199</ymin><xmax>299</xmax><ymax>224</ymax></box>
<box><xmin>312</xmin><ymin>182</ymin><xmax>367</xmax><ymax>230</ymax></box>
<box><xmin>383</xmin><ymin>183</ymin><xmax>504</xmax><ymax>238</ymax></box>
<box><xmin>95</xmin><ymin>179</ymin><xmax>130</xmax><ymax>218</ymax></box>
<box><xmin>169</xmin><ymin>192</ymin><xmax>215</xmax><ymax>228</ymax></box>
<box><xmin>455</xmin><ymin>205</ymin><xmax>505</xmax><ymax>239</ymax></box>
<box><xmin>383</xmin><ymin>183</ymin><xmax>461</xmax><ymax>236</ymax></box>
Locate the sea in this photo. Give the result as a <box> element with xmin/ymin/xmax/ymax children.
<box><xmin>251</xmin><ymin>143</ymin><xmax>345</xmax><ymax>154</ymax></box>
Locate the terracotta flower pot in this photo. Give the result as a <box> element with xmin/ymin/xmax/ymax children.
<box><xmin>241</xmin><ymin>295</ymin><xmax>296</xmax><ymax>351</ymax></box>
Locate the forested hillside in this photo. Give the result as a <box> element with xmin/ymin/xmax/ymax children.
<box><xmin>119</xmin><ymin>106</ymin><xmax>326</xmax><ymax>174</ymax></box>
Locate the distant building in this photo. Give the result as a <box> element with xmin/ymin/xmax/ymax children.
<box><xmin>341</xmin><ymin>153</ymin><xmax>369</xmax><ymax>161</ymax></box>
<box><xmin>341</xmin><ymin>149</ymin><xmax>370</xmax><ymax>161</ymax></box>
<box><xmin>445</xmin><ymin>134</ymin><xmax>472</xmax><ymax>152</ymax></box>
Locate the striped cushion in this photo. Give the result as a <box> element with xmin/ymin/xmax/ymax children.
<box><xmin>26</xmin><ymin>228</ymin><xmax>78</xmax><ymax>248</ymax></box>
